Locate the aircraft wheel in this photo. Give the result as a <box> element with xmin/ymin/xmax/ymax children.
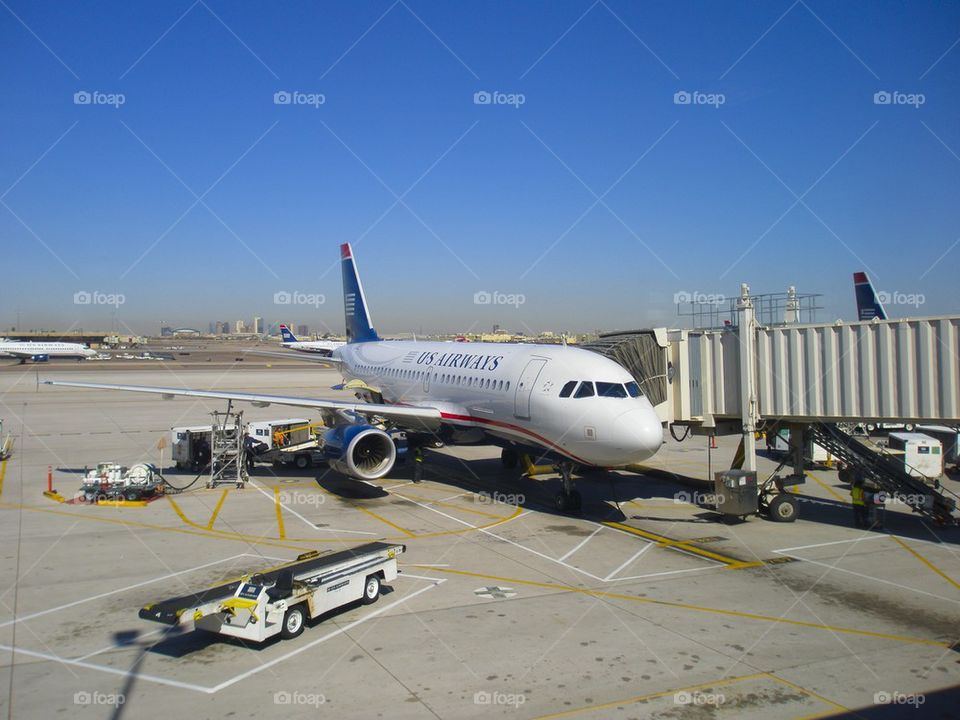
<box><xmin>280</xmin><ymin>605</ymin><xmax>306</xmax><ymax>639</ymax></box>
<box><xmin>554</xmin><ymin>492</ymin><xmax>568</xmax><ymax>513</ymax></box>
<box><xmin>768</xmin><ymin>494</ymin><xmax>798</xmax><ymax>523</ymax></box>
<box><xmin>362</xmin><ymin>575</ymin><xmax>381</xmax><ymax>605</ymax></box>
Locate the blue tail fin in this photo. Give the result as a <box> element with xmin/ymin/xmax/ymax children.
<box><xmin>853</xmin><ymin>271</ymin><xmax>887</xmax><ymax>321</ymax></box>
<box><xmin>340</xmin><ymin>243</ymin><xmax>380</xmax><ymax>343</ymax></box>
<box><xmin>279</xmin><ymin>324</ymin><xmax>298</xmax><ymax>344</ymax></box>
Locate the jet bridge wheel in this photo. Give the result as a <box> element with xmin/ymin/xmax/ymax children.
<box><xmin>767</xmin><ymin>494</ymin><xmax>798</xmax><ymax>523</ymax></box>
<box><xmin>280</xmin><ymin>604</ymin><xmax>306</xmax><ymax>639</ymax></box>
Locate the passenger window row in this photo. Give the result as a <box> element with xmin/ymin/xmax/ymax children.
<box><xmin>355</xmin><ymin>364</ymin><xmax>511</xmax><ymax>392</ymax></box>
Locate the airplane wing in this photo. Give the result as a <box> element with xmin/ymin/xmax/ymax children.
<box><xmin>42</xmin><ymin>380</ymin><xmax>440</xmax><ymax>428</ymax></box>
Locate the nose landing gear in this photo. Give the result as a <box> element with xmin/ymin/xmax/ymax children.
<box><xmin>555</xmin><ymin>462</ymin><xmax>582</xmax><ymax>514</ymax></box>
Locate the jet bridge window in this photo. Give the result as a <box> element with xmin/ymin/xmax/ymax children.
<box><xmin>574</xmin><ymin>381</ymin><xmax>595</xmax><ymax>398</ymax></box>
<box><xmin>559</xmin><ymin>381</ymin><xmax>577</xmax><ymax>398</ymax></box>
<box><xmin>596</xmin><ymin>382</ymin><xmax>627</xmax><ymax>398</ymax></box>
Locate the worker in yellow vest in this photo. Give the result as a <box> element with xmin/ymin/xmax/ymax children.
<box><xmin>850</xmin><ymin>475</ymin><xmax>868</xmax><ymax>528</ymax></box>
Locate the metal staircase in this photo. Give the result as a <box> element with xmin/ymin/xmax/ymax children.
<box><xmin>808</xmin><ymin>423</ymin><xmax>957</xmax><ymax>525</ymax></box>
<box><xmin>208</xmin><ymin>405</ymin><xmax>247</xmax><ymax>489</ymax></box>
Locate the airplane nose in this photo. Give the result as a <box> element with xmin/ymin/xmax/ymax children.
<box><xmin>615</xmin><ymin>407</ymin><xmax>663</xmax><ymax>462</ymax></box>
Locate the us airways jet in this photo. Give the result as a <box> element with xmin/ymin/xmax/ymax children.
<box><xmin>279</xmin><ymin>324</ymin><xmax>345</xmax><ymax>356</ymax></box>
<box><xmin>0</xmin><ymin>338</ymin><xmax>97</xmax><ymax>363</ymax></box>
<box><xmin>46</xmin><ymin>244</ymin><xmax>663</xmax><ymax>512</ymax></box>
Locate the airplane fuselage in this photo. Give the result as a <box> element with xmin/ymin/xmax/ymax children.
<box><xmin>0</xmin><ymin>341</ymin><xmax>97</xmax><ymax>360</ymax></box>
<box><xmin>336</xmin><ymin>340</ymin><xmax>663</xmax><ymax>467</ymax></box>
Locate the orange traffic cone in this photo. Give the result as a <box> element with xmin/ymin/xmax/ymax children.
<box><xmin>709</xmin><ymin>435</ymin><xmax>717</xmax><ymax>449</ymax></box>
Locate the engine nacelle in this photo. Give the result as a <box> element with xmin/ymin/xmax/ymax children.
<box><xmin>322</xmin><ymin>424</ymin><xmax>397</xmax><ymax>480</ymax></box>
<box><xmin>31</xmin><ymin>354</ymin><xmax>49</xmax><ymax>362</ymax></box>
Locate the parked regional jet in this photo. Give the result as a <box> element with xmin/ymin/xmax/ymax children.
<box><xmin>280</xmin><ymin>325</ymin><xmax>345</xmax><ymax>356</ymax></box>
<box><xmin>0</xmin><ymin>339</ymin><xmax>97</xmax><ymax>363</ymax></box>
<box><xmin>46</xmin><ymin>244</ymin><xmax>663</xmax><ymax>512</ymax></box>
<box><xmin>853</xmin><ymin>271</ymin><xmax>887</xmax><ymax>321</ymax></box>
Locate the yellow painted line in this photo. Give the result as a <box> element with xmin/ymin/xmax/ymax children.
<box><xmin>0</xmin><ymin>458</ymin><xmax>7</xmax><ymax>497</ymax></box>
<box><xmin>412</xmin><ymin>566</ymin><xmax>948</xmax><ymax>648</ymax></box>
<box><xmin>206</xmin><ymin>489</ymin><xmax>229</xmax><ymax>529</ymax></box>
<box><xmin>414</xmin><ymin>503</ymin><xmax>525</xmax><ymax>538</ymax></box>
<box><xmin>805</xmin><ymin>470</ymin><xmax>846</xmax><ymax>502</ymax></box>
<box><xmin>891</xmin><ymin>536</ymin><xmax>960</xmax><ymax>592</ymax></box>
<box><xmin>96</xmin><ymin>499</ymin><xmax>148</xmax><ymax>507</ymax></box>
<box><xmin>391</xmin><ymin>489</ymin><xmax>505</xmax><ymax>520</ymax></box>
<box><xmin>273</xmin><ymin>486</ymin><xmax>286</xmax><ymax>539</ymax></box>
<box><xmin>767</xmin><ymin>674</ymin><xmax>849</xmax><ymax>714</ymax></box>
<box><xmin>527</xmin><ymin>672</ymin><xmax>769</xmax><ymax>720</ymax></box>
<box><xmin>354</xmin><ymin>504</ymin><xmax>416</xmax><ymax>538</ymax></box>
<box><xmin>603</xmin><ymin>521</ymin><xmax>760</xmax><ymax>569</ymax></box>
<box><xmin>1</xmin><ymin>501</ymin><xmax>315</xmax><ymax>550</ymax></box>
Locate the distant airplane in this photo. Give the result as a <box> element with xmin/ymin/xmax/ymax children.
<box><xmin>853</xmin><ymin>271</ymin><xmax>888</xmax><ymax>321</ymax></box>
<box><xmin>0</xmin><ymin>339</ymin><xmax>97</xmax><ymax>363</ymax></box>
<box><xmin>279</xmin><ymin>325</ymin><xmax>345</xmax><ymax>356</ymax></box>
<box><xmin>46</xmin><ymin>244</ymin><xmax>663</xmax><ymax>513</ymax></box>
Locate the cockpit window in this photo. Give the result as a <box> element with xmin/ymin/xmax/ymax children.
<box><xmin>596</xmin><ymin>382</ymin><xmax>627</xmax><ymax>398</ymax></box>
<box><xmin>573</xmin><ymin>381</ymin><xmax>595</xmax><ymax>399</ymax></box>
<box><xmin>625</xmin><ymin>381</ymin><xmax>642</xmax><ymax>397</ymax></box>
<box><xmin>559</xmin><ymin>381</ymin><xmax>577</xmax><ymax>398</ymax></box>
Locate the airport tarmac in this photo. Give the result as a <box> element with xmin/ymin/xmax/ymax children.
<box><xmin>0</xmin><ymin>361</ymin><xmax>958</xmax><ymax>718</ymax></box>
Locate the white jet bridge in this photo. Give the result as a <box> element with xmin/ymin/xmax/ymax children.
<box><xmin>584</xmin><ymin>285</ymin><xmax>960</xmax><ymax>524</ymax></box>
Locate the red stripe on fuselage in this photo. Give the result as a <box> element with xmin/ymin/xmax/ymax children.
<box><xmin>438</xmin><ymin>411</ymin><xmax>592</xmax><ymax>466</ymax></box>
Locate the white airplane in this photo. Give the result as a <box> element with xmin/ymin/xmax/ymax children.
<box><xmin>279</xmin><ymin>325</ymin><xmax>345</xmax><ymax>356</ymax></box>
<box><xmin>46</xmin><ymin>243</ymin><xmax>663</xmax><ymax>512</ymax></box>
<box><xmin>0</xmin><ymin>339</ymin><xmax>97</xmax><ymax>363</ymax></box>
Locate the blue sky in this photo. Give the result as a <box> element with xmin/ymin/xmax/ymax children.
<box><xmin>2</xmin><ymin>1</ymin><xmax>958</xmax><ymax>335</ymax></box>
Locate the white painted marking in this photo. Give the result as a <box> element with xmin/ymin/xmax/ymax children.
<box><xmin>75</xmin><ymin>628</ymin><xmax>165</xmax><ymax>662</ymax></box>
<box><xmin>0</xmin><ymin>554</ymin><xmax>250</xmax><ymax>629</ymax></box>
<box><xmin>249</xmin><ymin>479</ymin><xmax>326</xmax><ymax>533</ymax></box>
<box><xmin>774</xmin><ymin>535</ymin><xmax>887</xmax><ymax>553</ymax></box>
<box><xmin>558</xmin><ymin>525</ymin><xmax>603</xmax><ymax>561</ymax></box>
<box><xmin>604</xmin><ymin>543</ymin><xmax>654</xmax><ymax>581</ymax></box>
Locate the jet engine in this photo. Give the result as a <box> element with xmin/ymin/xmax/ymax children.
<box><xmin>322</xmin><ymin>424</ymin><xmax>398</xmax><ymax>480</ymax></box>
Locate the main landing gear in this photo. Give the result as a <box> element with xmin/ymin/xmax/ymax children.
<box><xmin>555</xmin><ymin>462</ymin><xmax>582</xmax><ymax>514</ymax></box>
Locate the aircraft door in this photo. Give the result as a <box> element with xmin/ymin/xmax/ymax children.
<box><xmin>514</xmin><ymin>358</ymin><xmax>547</xmax><ymax>419</ymax></box>
<box><xmin>423</xmin><ymin>366</ymin><xmax>433</xmax><ymax>394</ymax></box>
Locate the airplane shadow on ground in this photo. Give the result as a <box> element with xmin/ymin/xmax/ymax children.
<box><xmin>312</xmin><ymin>449</ymin><xmax>960</xmax><ymax>546</ymax></box>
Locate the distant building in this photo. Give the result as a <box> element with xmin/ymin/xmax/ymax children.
<box><xmin>253</xmin><ymin>316</ymin><xmax>264</xmax><ymax>334</ymax></box>
<box><xmin>234</xmin><ymin>320</ymin><xmax>245</xmax><ymax>334</ymax></box>
<box><xmin>297</xmin><ymin>324</ymin><xmax>309</xmax><ymax>337</ymax></box>
<box><xmin>160</xmin><ymin>324</ymin><xmax>172</xmax><ymax>337</ymax></box>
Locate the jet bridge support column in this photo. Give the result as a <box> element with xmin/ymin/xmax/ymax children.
<box><xmin>737</xmin><ymin>284</ymin><xmax>758</xmax><ymax>472</ymax></box>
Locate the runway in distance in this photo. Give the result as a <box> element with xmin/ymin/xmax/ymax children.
<box><xmin>0</xmin><ymin>338</ymin><xmax>97</xmax><ymax>363</ymax></box>
<box><xmin>279</xmin><ymin>324</ymin><xmax>345</xmax><ymax>356</ymax></box>
<box><xmin>46</xmin><ymin>244</ymin><xmax>664</xmax><ymax>512</ymax></box>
